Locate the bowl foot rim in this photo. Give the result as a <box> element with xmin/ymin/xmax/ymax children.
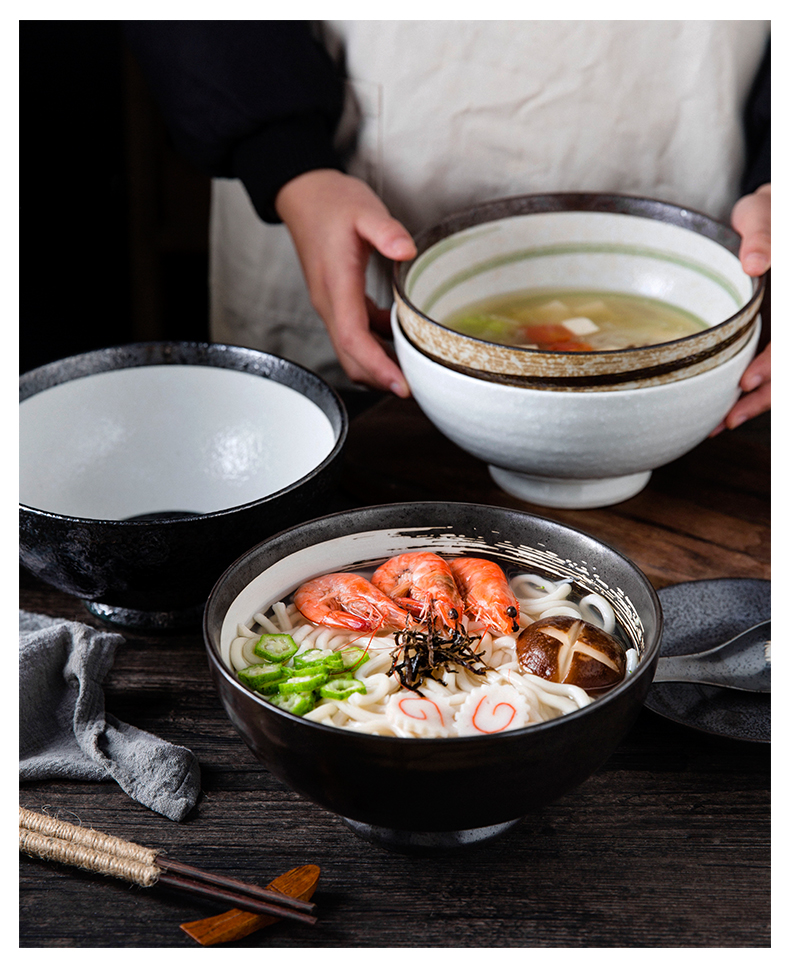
<box><xmin>84</xmin><ymin>599</ymin><xmax>204</xmax><ymax>631</ymax></box>
<box><xmin>488</xmin><ymin>466</ymin><xmax>651</xmax><ymax>509</ymax></box>
<box><xmin>340</xmin><ymin>815</ymin><xmax>523</xmax><ymax>852</ymax></box>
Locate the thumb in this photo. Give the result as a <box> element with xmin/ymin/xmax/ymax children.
<box><xmin>732</xmin><ymin>186</ymin><xmax>771</xmax><ymax>277</ymax></box>
<box><xmin>357</xmin><ymin>209</ymin><xmax>417</xmax><ymax>262</ymax></box>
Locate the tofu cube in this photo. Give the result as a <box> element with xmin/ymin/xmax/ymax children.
<box><xmin>561</xmin><ymin>316</ymin><xmax>599</xmax><ymax>336</ymax></box>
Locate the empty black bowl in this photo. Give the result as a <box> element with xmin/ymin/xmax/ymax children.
<box><xmin>19</xmin><ymin>342</ymin><xmax>347</xmax><ymax>628</ymax></box>
<box><xmin>203</xmin><ymin>502</ymin><xmax>662</xmax><ymax>849</ymax></box>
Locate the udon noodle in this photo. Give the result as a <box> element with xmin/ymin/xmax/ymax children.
<box><xmin>228</xmin><ymin>570</ymin><xmax>639</xmax><ymax>738</ymax></box>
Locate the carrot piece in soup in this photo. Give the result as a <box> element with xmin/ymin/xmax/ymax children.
<box><xmin>523</xmin><ymin>323</ymin><xmax>574</xmax><ymax>345</ymax></box>
<box><xmin>544</xmin><ymin>339</ymin><xmax>595</xmax><ymax>352</ymax></box>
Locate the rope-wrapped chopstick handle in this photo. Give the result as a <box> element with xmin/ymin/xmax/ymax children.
<box><xmin>19</xmin><ymin>807</ymin><xmax>317</xmax><ymax>925</ymax></box>
<box><xmin>19</xmin><ymin>807</ymin><xmax>161</xmax><ymax>885</ymax></box>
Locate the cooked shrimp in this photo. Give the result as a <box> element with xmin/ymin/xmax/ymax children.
<box><xmin>447</xmin><ymin>557</ymin><xmax>520</xmax><ymax>634</ymax></box>
<box><xmin>371</xmin><ymin>552</ymin><xmax>464</xmax><ymax>629</ymax></box>
<box><xmin>293</xmin><ymin>573</ymin><xmax>410</xmax><ymax>632</ymax></box>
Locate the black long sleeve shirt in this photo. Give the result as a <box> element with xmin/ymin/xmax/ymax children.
<box><xmin>124</xmin><ymin>21</ymin><xmax>345</xmax><ymax>222</ymax></box>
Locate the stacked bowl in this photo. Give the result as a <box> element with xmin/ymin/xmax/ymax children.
<box><xmin>392</xmin><ymin>193</ymin><xmax>764</xmax><ymax>508</ymax></box>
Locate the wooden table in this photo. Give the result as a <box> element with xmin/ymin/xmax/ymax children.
<box><xmin>19</xmin><ymin>398</ymin><xmax>771</xmax><ymax>948</ymax></box>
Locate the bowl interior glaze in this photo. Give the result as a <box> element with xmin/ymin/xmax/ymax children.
<box><xmin>407</xmin><ymin>210</ymin><xmax>748</xmax><ymax>324</ymax></box>
<box><xmin>20</xmin><ymin>357</ymin><xmax>337</xmax><ymax>520</ymax></box>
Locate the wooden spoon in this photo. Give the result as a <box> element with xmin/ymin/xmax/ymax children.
<box><xmin>180</xmin><ymin>864</ymin><xmax>320</xmax><ymax>946</ymax></box>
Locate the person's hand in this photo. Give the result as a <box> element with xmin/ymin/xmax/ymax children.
<box><xmin>275</xmin><ymin>169</ymin><xmax>417</xmax><ymax>396</ymax></box>
<box><xmin>711</xmin><ymin>183</ymin><xmax>771</xmax><ymax>435</ymax></box>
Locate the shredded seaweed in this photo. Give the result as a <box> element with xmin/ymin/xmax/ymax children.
<box><xmin>387</xmin><ymin>614</ymin><xmax>490</xmax><ymax>693</ymax></box>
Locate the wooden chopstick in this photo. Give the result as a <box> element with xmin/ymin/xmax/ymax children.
<box><xmin>156</xmin><ymin>856</ymin><xmax>315</xmax><ymax>913</ymax></box>
<box><xmin>19</xmin><ymin>807</ymin><xmax>317</xmax><ymax>927</ymax></box>
<box><xmin>156</xmin><ymin>870</ymin><xmax>317</xmax><ymax>925</ymax></box>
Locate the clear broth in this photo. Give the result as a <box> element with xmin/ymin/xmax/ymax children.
<box><xmin>443</xmin><ymin>289</ymin><xmax>708</xmax><ymax>352</ymax></box>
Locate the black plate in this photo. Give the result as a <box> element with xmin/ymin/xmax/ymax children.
<box><xmin>645</xmin><ymin>578</ymin><xmax>770</xmax><ymax>743</ymax></box>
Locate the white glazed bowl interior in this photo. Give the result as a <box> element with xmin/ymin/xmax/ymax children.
<box><xmin>393</xmin><ymin>310</ymin><xmax>760</xmax><ymax>508</ymax></box>
<box><xmin>407</xmin><ymin>209</ymin><xmax>751</xmax><ymax>332</ymax></box>
<box><xmin>19</xmin><ymin>364</ymin><xmax>338</xmax><ymax>520</ymax></box>
<box><xmin>217</xmin><ymin>519</ymin><xmax>644</xmax><ymax>665</ymax></box>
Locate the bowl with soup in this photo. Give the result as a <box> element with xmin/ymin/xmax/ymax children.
<box><xmin>19</xmin><ymin>342</ymin><xmax>347</xmax><ymax>628</ymax></box>
<box><xmin>203</xmin><ymin>502</ymin><xmax>662</xmax><ymax>850</ymax></box>
<box><xmin>391</xmin><ymin>193</ymin><xmax>764</xmax><ymax>508</ymax></box>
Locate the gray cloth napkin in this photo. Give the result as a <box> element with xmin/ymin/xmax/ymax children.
<box><xmin>19</xmin><ymin>610</ymin><xmax>200</xmax><ymax>822</ymax></box>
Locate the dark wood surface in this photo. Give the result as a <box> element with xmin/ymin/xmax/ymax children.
<box><xmin>19</xmin><ymin>398</ymin><xmax>771</xmax><ymax>948</ymax></box>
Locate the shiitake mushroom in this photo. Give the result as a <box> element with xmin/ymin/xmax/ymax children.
<box><xmin>516</xmin><ymin>615</ymin><xmax>626</xmax><ymax>691</ymax></box>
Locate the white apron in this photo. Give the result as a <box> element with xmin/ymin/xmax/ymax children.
<box><xmin>209</xmin><ymin>20</ymin><xmax>770</xmax><ymax>389</ymax></box>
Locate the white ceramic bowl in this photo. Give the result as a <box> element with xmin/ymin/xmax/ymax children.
<box><xmin>392</xmin><ymin>311</ymin><xmax>760</xmax><ymax>509</ymax></box>
<box><xmin>394</xmin><ymin>193</ymin><xmax>763</xmax><ymax>392</ymax></box>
